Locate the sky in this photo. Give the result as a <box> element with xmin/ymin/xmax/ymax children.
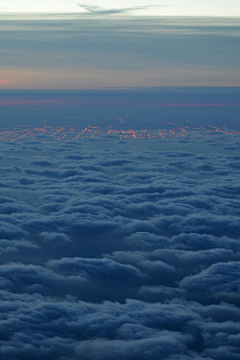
<box><xmin>0</xmin><ymin>1</ymin><xmax>240</xmax><ymax>89</ymax></box>
<box><xmin>1</xmin><ymin>0</ymin><xmax>240</xmax><ymax>17</ymax></box>
<box><xmin>1</xmin><ymin>2</ymin><xmax>240</xmax><ymax>359</ymax></box>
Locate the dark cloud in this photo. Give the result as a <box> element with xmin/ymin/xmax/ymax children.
<box><xmin>77</xmin><ymin>3</ymin><xmax>151</xmax><ymax>16</ymax></box>
<box><xmin>30</xmin><ymin>159</ymin><xmax>56</xmax><ymax>167</ymax></box>
<box><xmin>0</xmin><ymin>135</ymin><xmax>240</xmax><ymax>359</ymax></box>
<box><xmin>40</xmin><ymin>232</ymin><xmax>72</xmax><ymax>246</ymax></box>
<box><xmin>0</xmin><ymin>263</ymin><xmax>87</xmax><ymax>295</ymax></box>
<box><xmin>48</xmin><ymin>256</ymin><xmax>145</xmax><ymax>281</ymax></box>
<box><xmin>180</xmin><ymin>261</ymin><xmax>240</xmax><ymax>294</ymax></box>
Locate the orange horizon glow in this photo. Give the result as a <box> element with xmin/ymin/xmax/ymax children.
<box><xmin>0</xmin><ymin>80</ymin><xmax>13</xmax><ymax>85</ymax></box>
<box><xmin>0</xmin><ymin>100</ymin><xmax>57</xmax><ymax>106</ymax></box>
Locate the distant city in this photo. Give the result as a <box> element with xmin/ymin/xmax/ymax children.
<box><xmin>0</xmin><ymin>120</ymin><xmax>239</xmax><ymax>142</ymax></box>
<box><xmin>1</xmin><ymin>88</ymin><xmax>239</xmax><ymax>141</ymax></box>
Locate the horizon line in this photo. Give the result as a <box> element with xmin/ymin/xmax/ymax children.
<box><xmin>1</xmin><ymin>86</ymin><xmax>240</xmax><ymax>91</ymax></box>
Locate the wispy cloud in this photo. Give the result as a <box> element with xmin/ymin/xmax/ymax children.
<box><xmin>1</xmin><ymin>17</ymin><xmax>239</xmax><ymax>88</ymax></box>
<box><xmin>77</xmin><ymin>3</ymin><xmax>156</xmax><ymax>16</ymax></box>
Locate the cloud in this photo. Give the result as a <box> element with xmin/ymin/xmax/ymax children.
<box><xmin>0</xmin><ymin>263</ymin><xmax>87</xmax><ymax>295</ymax></box>
<box><xmin>40</xmin><ymin>232</ymin><xmax>72</xmax><ymax>246</ymax></box>
<box><xmin>0</xmin><ymin>238</ymin><xmax>38</xmax><ymax>255</ymax></box>
<box><xmin>0</xmin><ymin>134</ymin><xmax>240</xmax><ymax>358</ymax></box>
<box><xmin>77</xmin><ymin>3</ymin><xmax>151</xmax><ymax>16</ymax></box>
<box><xmin>47</xmin><ymin>256</ymin><xmax>145</xmax><ymax>281</ymax></box>
<box><xmin>1</xmin><ymin>17</ymin><xmax>240</xmax><ymax>88</ymax></box>
<box><xmin>180</xmin><ymin>261</ymin><xmax>240</xmax><ymax>294</ymax></box>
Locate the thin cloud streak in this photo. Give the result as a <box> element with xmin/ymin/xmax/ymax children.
<box><xmin>0</xmin><ymin>100</ymin><xmax>239</xmax><ymax>107</ymax></box>
<box><xmin>142</xmin><ymin>103</ymin><xmax>240</xmax><ymax>108</ymax></box>
<box><xmin>77</xmin><ymin>3</ymin><xmax>154</xmax><ymax>16</ymax></box>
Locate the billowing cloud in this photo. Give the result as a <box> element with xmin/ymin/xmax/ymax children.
<box><xmin>180</xmin><ymin>261</ymin><xmax>240</xmax><ymax>294</ymax></box>
<box><xmin>0</xmin><ymin>133</ymin><xmax>240</xmax><ymax>359</ymax></box>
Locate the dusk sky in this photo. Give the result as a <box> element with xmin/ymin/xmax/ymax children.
<box><xmin>0</xmin><ymin>0</ymin><xmax>240</xmax><ymax>89</ymax></box>
<box><xmin>1</xmin><ymin>2</ymin><xmax>240</xmax><ymax>360</ymax></box>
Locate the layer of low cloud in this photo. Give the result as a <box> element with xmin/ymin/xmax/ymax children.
<box><xmin>0</xmin><ymin>134</ymin><xmax>240</xmax><ymax>359</ymax></box>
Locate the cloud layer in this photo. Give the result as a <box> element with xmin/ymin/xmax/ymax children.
<box><xmin>0</xmin><ymin>134</ymin><xmax>240</xmax><ymax>359</ymax></box>
<box><xmin>1</xmin><ymin>17</ymin><xmax>240</xmax><ymax>88</ymax></box>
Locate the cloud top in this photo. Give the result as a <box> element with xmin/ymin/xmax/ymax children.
<box><xmin>0</xmin><ymin>134</ymin><xmax>240</xmax><ymax>359</ymax></box>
